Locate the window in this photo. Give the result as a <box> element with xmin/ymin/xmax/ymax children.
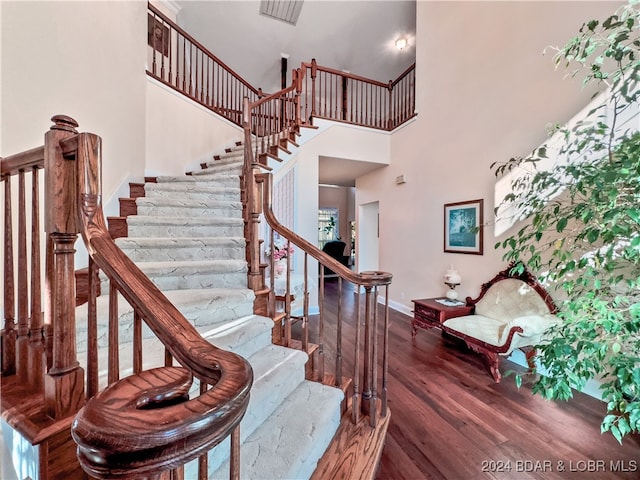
<box><xmin>318</xmin><ymin>208</ymin><xmax>339</xmax><ymax>249</ymax></box>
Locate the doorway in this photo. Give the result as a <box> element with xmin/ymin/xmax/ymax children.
<box><xmin>358</xmin><ymin>201</ymin><xmax>379</xmax><ymax>273</ymax></box>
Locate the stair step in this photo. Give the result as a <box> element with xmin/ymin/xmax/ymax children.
<box><xmin>135</xmin><ymin>197</ymin><xmax>242</xmax><ymax>218</ymax></box>
<box><xmin>144</xmin><ymin>183</ymin><xmax>240</xmax><ymax>201</ymax></box>
<box><xmin>208</xmin><ymin>380</ymin><xmax>344</xmax><ymax>480</ymax></box>
<box><xmin>115</xmin><ymin>237</ymin><xmax>246</xmax><ymax>262</ymax></box>
<box><xmin>101</xmin><ymin>259</ymin><xmax>248</xmax><ymax>291</ymax></box>
<box><xmin>190</xmin><ymin>344</ymin><xmax>309</xmax><ymax>475</ymax></box>
<box><xmin>155</xmin><ymin>175</ymin><xmax>239</xmax><ymax>187</ymax></box>
<box><xmin>127</xmin><ymin>216</ymin><xmax>244</xmax><ymax>238</ymax></box>
<box><xmin>75</xmin><ymin>288</ymin><xmax>257</xmax><ymax>354</ymax></box>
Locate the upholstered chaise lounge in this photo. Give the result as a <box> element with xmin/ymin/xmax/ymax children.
<box><xmin>441</xmin><ymin>265</ymin><xmax>560</xmax><ymax>382</ymax></box>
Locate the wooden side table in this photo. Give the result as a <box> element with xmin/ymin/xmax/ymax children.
<box><xmin>411</xmin><ymin>298</ymin><xmax>473</xmax><ymax>338</ymax></box>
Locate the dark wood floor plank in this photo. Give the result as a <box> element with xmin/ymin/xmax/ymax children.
<box><xmin>306</xmin><ymin>280</ymin><xmax>640</xmax><ymax>480</ymax></box>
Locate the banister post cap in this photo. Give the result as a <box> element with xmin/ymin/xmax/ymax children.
<box><xmin>50</xmin><ymin>115</ymin><xmax>79</xmax><ymax>133</ymax></box>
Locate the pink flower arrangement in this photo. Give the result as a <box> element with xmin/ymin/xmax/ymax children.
<box><xmin>267</xmin><ymin>235</ymin><xmax>294</xmax><ymax>261</ymax></box>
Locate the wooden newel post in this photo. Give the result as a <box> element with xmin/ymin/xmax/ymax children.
<box><xmin>242</xmin><ymin>99</ymin><xmax>263</xmax><ymax>292</ymax></box>
<box><xmin>44</xmin><ymin>115</ymin><xmax>85</xmax><ymax>419</ymax></box>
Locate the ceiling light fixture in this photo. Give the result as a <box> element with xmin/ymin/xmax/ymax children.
<box><xmin>395</xmin><ymin>38</ymin><xmax>408</xmax><ymax>51</ymax></box>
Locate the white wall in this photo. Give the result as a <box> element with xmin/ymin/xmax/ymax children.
<box><xmin>357</xmin><ymin>0</ymin><xmax>622</xmax><ymax>312</ymax></box>
<box><xmin>1</xmin><ymin>1</ymin><xmax>148</xmax><ymax>203</ymax></box>
<box><xmin>145</xmin><ymin>79</ymin><xmax>243</xmax><ymax>176</ymax></box>
<box><xmin>291</xmin><ymin>122</ymin><xmax>391</xmax><ymax>253</ymax></box>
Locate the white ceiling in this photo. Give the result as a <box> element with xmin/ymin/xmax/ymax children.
<box><xmin>175</xmin><ymin>0</ymin><xmax>416</xmax><ymax>186</ymax></box>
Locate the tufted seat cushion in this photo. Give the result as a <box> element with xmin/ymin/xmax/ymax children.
<box><xmin>444</xmin><ymin>315</ymin><xmax>505</xmax><ymax>347</ymax></box>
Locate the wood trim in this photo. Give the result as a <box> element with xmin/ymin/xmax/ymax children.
<box><xmin>465</xmin><ymin>262</ymin><xmax>558</xmax><ymax>314</ymax></box>
<box><xmin>311</xmin><ymin>401</ymin><xmax>390</xmax><ymax>480</ymax></box>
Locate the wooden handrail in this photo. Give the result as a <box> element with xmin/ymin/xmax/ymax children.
<box><xmin>148</xmin><ymin>3</ymin><xmax>259</xmax><ymax>96</ymax></box>
<box><xmin>146</xmin><ymin>3</ymin><xmax>263</xmax><ymax>127</ymax></box>
<box><xmin>0</xmin><ymin>146</ymin><xmax>45</xmax><ymax>178</ymax></box>
<box><xmin>300</xmin><ymin>58</ymin><xmax>416</xmax><ymax>131</ymax></box>
<box><xmin>66</xmin><ymin>129</ymin><xmax>253</xmax><ymax>477</ymax></box>
<box><xmin>301</xmin><ymin>61</ymin><xmax>390</xmax><ymax>89</ymax></box>
<box><xmin>391</xmin><ymin>62</ymin><xmax>416</xmax><ymax>88</ymax></box>
<box><xmin>259</xmin><ymin>174</ymin><xmax>391</xmax><ymax>288</ymax></box>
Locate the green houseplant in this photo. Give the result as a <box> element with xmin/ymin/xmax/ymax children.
<box><xmin>492</xmin><ymin>0</ymin><xmax>640</xmax><ymax>442</ymax></box>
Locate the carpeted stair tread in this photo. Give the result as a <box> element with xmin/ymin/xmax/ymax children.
<box><xmin>124</xmin><ymin>259</ymin><xmax>248</xmax><ymax>291</ymax></box>
<box><xmin>75</xmin><ymin>287</ymin><xmax>257</xmax><ymax>353</ymax></box>
<box><xmin>209</xmin><ymin>380</ymin><xmax>344</xmax><ymax>480</ymax></box>
<box><xmin>187</xmin><ymin>344</ymin><xmax>310</xmax><ymax>475</ymax></box>
<box><xmin>198</xmin><ymin>315</ymin><xmax>276</xmax><ymax>359</ymax></box>
<box><xmin>144</xmin><ymin>182</ymin><xmax>240</xmax><ymax>195</ymax></box>
<box><xmin>136</xmin><ymin>197</ymin><xmax>242</xmax><ymax>209</ymax></box>
<box><xmin>115</xmin><ymin>237</ymin><xmax>246</xmax><ymax>262</ymax></box>
<box><xmin>126</xmin><ymin>216</ymin><xmax>243</xmax><ymax>226</ymax></box>
<box><xmin>155</xmin><ymin>174</ymin><xmax>240</xmax><ymax>186</ymax></box>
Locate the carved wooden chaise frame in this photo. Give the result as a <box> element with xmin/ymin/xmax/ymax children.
<box><xmin>442</xmin><ymin>264</ymin><xmax>558</xmax><ymax>382</ymax></box>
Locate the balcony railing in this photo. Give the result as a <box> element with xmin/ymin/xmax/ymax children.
<box><xmin>146</xmin><ymin>4</ymin><xmax>416</xmax><ymax>133</ymax></box>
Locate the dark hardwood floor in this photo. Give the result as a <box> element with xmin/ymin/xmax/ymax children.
<box><xmin>304</xmin><ymin>279</ymin><xmax>640</xmax><ymax>480</ymax></box>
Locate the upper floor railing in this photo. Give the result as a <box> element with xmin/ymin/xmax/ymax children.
<box><xmin>146</xmin><ymin>4</ymin><xmax>416</xmax><ymax>133</ymax></box>
<box><xmin>299</xmin><ymin>59</ymin><xmax>416</xmax><ymax>131</ymax></box>
<box><xmin>1</xmin><ymin>116</ymin><xmax>252</xmax><ymax>479</ymax></box>
<box><xmin>147</xmin><ymin>3</ymin><xmax>263</xmax><ymax>127</ymax></box>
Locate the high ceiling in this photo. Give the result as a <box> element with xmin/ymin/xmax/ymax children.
<box><xmin>175</xmin><ymin>0</ymin><xmax>416</xmax><ymax>186</ymax></box>
<box><xmin>176</xmin><ymin>1</ymin><xmax>416</xmax><ymax>93</ymax></box>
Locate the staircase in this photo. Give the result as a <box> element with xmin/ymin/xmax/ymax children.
<box><xmin>82</xmin><ymin>140</ymin><xmax>345</xmax><ymax>478</ymax></box>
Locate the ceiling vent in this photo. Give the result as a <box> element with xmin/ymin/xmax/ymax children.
<box><xmin>259</xmin><ymin>0</ymin><xmax>304</xmax><ymax>26</ymax></box>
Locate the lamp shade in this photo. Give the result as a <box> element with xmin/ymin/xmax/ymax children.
<box><xmin>444</xmin><ymin>266</ymin><xmax>461</xmax><ymax>285</ymax></box>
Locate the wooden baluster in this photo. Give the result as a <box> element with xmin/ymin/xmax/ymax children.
<box><xmin>302</xmin><ymin>252</ymin><xmax>309</xmax><ymax>355</ymax></box>
<box><xmin>86</xmin><ymin>256</ymin><xmax>99</xmax><ymax>399</ymax></box>
<box><xmin>361</xmin><ymin>285</ymin><xmax>373</xmax><ymax>419</ymax></box>
<box><xmin>370</xmin><ymin>285</ymin><xmax>379</xmax><ymax>427</ymax></box>
<box><xmin>175</xmin><ymin>32</ymin><xmax>181</xmax><ymax>90</ymax></box>
<box><xmin>230</xmin><ymin>424</ymin><xmax>240</xmax><ymax>480</ymax></box>
<box><xmin>16</xmin><ymin>170</ymin><xmax>29</xmax><ymax>383</ymax></box>
<box><xmin>151</xmin><ymin>12</ymin><xmax>158</xmax><ymax>76</ymax></box>
<box><xmin>182</xmin><ymin>36</ymin><xmax>186</xmax><ymax>92</ymax></box>
<box><xmin>108</xmin><ymin>281</ymin><xmax>119</xmax><ymax>385</ymax></box>
<box><xmin>160</xmin><ymin>19</ymin><xmax>166</xmax><ymax>81</ymax></box>
<box><xmin>341</xmin><ymin>75</ymin><xmax>348</xmax><ymax>121</ymax></box>
<box><xmin>205</xmin><ymin>56</ymin><xmax>210</xmax><ymax>106</ymax></box>
<box><xmin>387</xmin><ymin>81</ymin><xmax>393</xmax><ymax>130</ymax></box>
<box><xmin>198</xmin><ymin>382</ymin><xmax>208</xmax><ymax>480</ymax></box>
<box><xmin>28</xmin><ymin>166</ymin><xmax>44</xmax><ymax>392</ymax></box>
<box><xmin>165</xmin><ymin>348</ymin><xmax>173</xmax><ymax>367</ymax></box>
<box><xmin>352</xmin><ymin>285</ymin><xmax>361</xmax><ymax>424</ymax></box>
<box><xmin>2</xmin><ymin>176</ymin><xmax>16</xmax><ymax>375</ymax></box>
<box><xmin>188</xmin><ymin>41</ymin><xmax>193</xmax><ymax>96</ymax></box>
<box><xmin>318</xmin><ymin>266</ymin><xmax>325</xmax><ymax>368</ymax></box>
<box><xmin>382</xmin><ymin>284</ymin><xmax>390</xmax><ymax>417</ymax></box>
<box><xmin>310</xmin><ymin>58</ymin><xmax>317</xmax><ymax>118</ymax></box>
<box><xmin>44</xmin><ymin>115</ymin><xmax>84</xmax><ymax>419</ymax></box>
<box><xmin>133</xmin><ymin>308</ymin><xmax>142</xmax><ymax>374</ymax></box>
<box><xmin>335</xmin><ymin>276</ymin><xmax>342</xmax><ymax>387</ymax></box>
<box><xmin>168</xmin><ymin>25</ymin><xmax>173</xmax><ymax>86</ymax></box>
<box><xmin>44</xmin><ymin>238</ymin><xmax>53</xmax><ymax>370</ymax></box>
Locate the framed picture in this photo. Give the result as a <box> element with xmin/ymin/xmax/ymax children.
<box><xmin>444</xmin><ymin>199</ymin><xmax>484</xmax><ymax>255</ymax></box>
<box><xmin>148</xmin><ymin>14</ymin><xmax>169</xmax><ymax>56</ymax></box>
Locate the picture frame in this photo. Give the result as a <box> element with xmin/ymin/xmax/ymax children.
<box><xmin>148</xmin><ymin>14</ymin><xmax>169</xmax><ymax>56</ymax></box>
<box><xmin>444</xmin><ymin>199</ymin><xmax>484</xmax><ymax>255</ymax></box>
